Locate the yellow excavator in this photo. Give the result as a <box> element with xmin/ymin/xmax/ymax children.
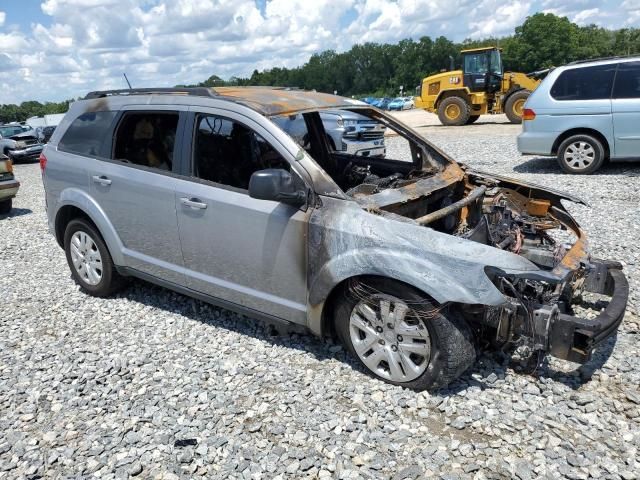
<box><xmin>415</xmin><ymin>47</ymin><xmax>544</xmax><ymax>126</ymax></box>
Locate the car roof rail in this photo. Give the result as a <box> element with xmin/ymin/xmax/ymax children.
<box><xmin>567</xmin><ymin>54</ymin><xmax>640</xmax><ymax>65</ymax></box>
<box><xmin>83</xmin><ymin>87</ymin><xmax>217</xmax><ymax>99</ymax></box>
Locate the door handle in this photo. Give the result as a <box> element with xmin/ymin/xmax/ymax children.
<box><xmin>180</xmin><ymin>197</ymin><xmax>208</xmax><ymax>210</ymax></box>
<box><xmin>92</xmin><ymin>175</ymin><xmax>112</xmax><ymax>186</ymax></box>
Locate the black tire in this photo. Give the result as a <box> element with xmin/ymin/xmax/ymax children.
<box><xmin>557</xmin><ymin>134</ymin><xmax>606</xmax><ymax>174</ymax></box>
<box><xmin>465</xmin><ymin>115</ymin><xmax>480</xmax><ymax>125</ymax></box>
<box><xmin>437</xmin><ymin>96</ymin><xmax>471</xmax><ymax>126</ymax></box>
<box><xmin>504</xmin><ymin>90</ymin><xmax>530</xmax><ymax>124</ymax></box>
<box><xmin>0</xmin><ymin>198</ymin><xmax>11</xmax><ymax>214</ymax></box>
<box><xmin>334</xmin><ymin>277</ymin><xmax>476</xmax><ymax>391</ymax></box>
<box><xmin>63</xmin><ymin>218</ymin><xmax>127</xmax><ymax>297</ymax></box>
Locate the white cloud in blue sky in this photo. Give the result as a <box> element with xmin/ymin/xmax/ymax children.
<box><xmin>0</xmin><ymin>0</ymin><xmax>638</xmax><ymax>103</ymax></box>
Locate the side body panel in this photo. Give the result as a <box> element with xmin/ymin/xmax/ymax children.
<box><xmin>174</xmin><ymin>106</ymin><xmax>309</xmax><ymax>324</ymax></box>
<box><xmin>612</xmin><ymin>98</ymin><xmax>640</xmax><ymax>158</ymax></box>
<box><xmin>306</xmin><ymin>196</ymin><xmax>541</xmax><ymax>336</ymax></box>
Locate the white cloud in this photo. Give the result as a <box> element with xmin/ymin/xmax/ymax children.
<box><xmin>0</xmin><ymin>0</ymin><xmax>638</xmax><ymax>103</ymax></box>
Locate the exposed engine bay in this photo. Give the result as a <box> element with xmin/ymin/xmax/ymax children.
<box><xmin>327</xmin><ymin>154</ymin><xmax>626</xmax><ymax>364</ymax></box>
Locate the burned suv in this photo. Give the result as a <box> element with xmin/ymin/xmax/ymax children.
<box><xmin>42</xmin><ymin>87</ymin><xmax>628</xmax><ymax>390</ymax></box>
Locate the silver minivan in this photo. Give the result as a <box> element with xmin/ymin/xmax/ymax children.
<box><xmin>517</xmin><ymin>57</ymin><xmax>640</xmax><ymax>174</ymax></box>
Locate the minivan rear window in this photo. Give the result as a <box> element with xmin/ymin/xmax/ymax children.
<box><xmin>58</xmin><ymin>111</ymin><xmax>117</xmax><ymax>157</ymax></box>
<box><xmin>613</xmin><ymin>61</ymin><xmax>640</xmax><ymax>99</ymax></box>
<box><xmin>550</xmin><ymin>64</ymin><xmax>616</xmax><ymax>101</ymax></box>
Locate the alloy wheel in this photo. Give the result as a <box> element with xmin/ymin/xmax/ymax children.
<box><xmin>69</xmin><ymin>231</ymin><xmax>103</xmax><ymax>286</ymax></box>
<box><xmin>349</xmin><ymin>294</ymin><xmax>431</xmax><ymax>382</ymax></box>
<box><xmin>564</xmin><ymin>141</ymin><xmax>596</xmax><ymax>170</ymax></box>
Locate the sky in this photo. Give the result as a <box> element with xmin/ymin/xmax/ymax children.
<box><xmin>0</xmin><ymin>0</ymin><xmax>639</xmax><ymax>104</ymax></box>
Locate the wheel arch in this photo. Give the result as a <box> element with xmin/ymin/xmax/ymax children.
<box><xmin>54</xmin><ymin>189</ymin><xmax>125</xmax><ymax>265</ymax></box>
<box><xmin>552</xmin><ymin>128</ymin><xmax>611</xmax><ymax>158</ymax></box>
<box><xmin>435</xmin><ymin>89</ymin><xmax>470</xmax><ymax>108</ymax></box>
<box><xmin>307</xmin><ymin>249</ymin><xmax>506</xmax><ymax>337</ymax></box>
<box><xmin>315</xmin><ymin>274</ymin><xmax>443</xmax><ymax>340</ymax></box>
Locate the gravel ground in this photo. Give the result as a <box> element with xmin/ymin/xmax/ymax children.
<box><xmin>1</xmin><ymin>117</ymin><xmax>639</xmax><ymax>479</ymax></box>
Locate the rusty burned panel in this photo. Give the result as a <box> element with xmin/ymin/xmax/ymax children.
<box><xmin>213</xmin><ymin>87</ymin><xmax>366</xmax><ymax>117</ymax></box>
<box><xmin>549</xmin><ymin>206</ymin><xmax>590</xmax><ymax>277</ymax></box>
<box><xmin>355</xmin><ymin>162</ymin><xmax>465</xmax><ymax>211</ymax></box>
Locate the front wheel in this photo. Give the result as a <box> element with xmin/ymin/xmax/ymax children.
<box><xmin>504</xmin><ymin>90</ymin><xmax>530</xmax><ymax>124</ymax></box>
<box><xmin>437</xmin><ymin>96</ymin><xmax>471</xmax><ymax>126</ymax></box>
<box><xmin>334</xmin><ymin>278</ymin><xmax>476</xmax><ymax>391</ymax></box>
<box><xmin>64</xmin><ymin>219</ymin><xmax>127</xmax><ymax>297</ymax></box>
<box><xmin>557</xmin><ymin>134</ymin><xmax>606</xmax><ymax>174</ymax></box>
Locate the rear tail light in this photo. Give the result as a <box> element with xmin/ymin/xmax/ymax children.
<box><xmin>6</xmin><ymin>158</ymin><xmax>13</xmax><ymax>173</ymax></box>
<box><xmin>522</xmin><ymin>108</ymin><xmax>536</xmax><ymax>121</ymax></box>
<box><xmin>39</xmin><ymin>152</ymin><xmax>47</xmax><ymax>172</ymax></box>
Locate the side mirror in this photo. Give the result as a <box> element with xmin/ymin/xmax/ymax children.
<box><xmin>249</xmin><ymin>169</ymin><xmax>306</xmax><ymax>206</ymax></box>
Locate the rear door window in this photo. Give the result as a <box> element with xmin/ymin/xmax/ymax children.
<box><xmin>550</xmin><ymin>64</ymin><xmax>616</xmax><ymax>101</ymax></box>
<box><xmin>613</xmin><ymin>61</ymin><xmax>640</xmax><ymax>99</ymax></box>
<box><xmin>58</xmin><ymin>111</ymin><xmax>117</xmax><ymax>156</ymax></box>
<box><xmin>112</xmin><ymin>112</ymin><xmax>179</xmax><ymax>172</ymax></box>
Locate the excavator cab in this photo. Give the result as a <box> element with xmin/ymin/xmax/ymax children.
<box><xmin>462</xmin><ymin>47</ymin><xmax>503</xmax><ymax>93</ymax></box>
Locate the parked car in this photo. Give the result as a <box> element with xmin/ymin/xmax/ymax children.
<box><xmin>315</xmin><ymin>110</ymin><xmax>385</xmax><ymax>157</ymax></box>
<box><xmin>387</xmin><ymin>97</ymin><xmax>406</xmax><ymax>111</ymax></box>
<box><xmin>518</xmin><ymin>56</ymin><xmax>640</xmax><ymax>174</ymax></box>
<box><xmin>376</xmin><ymin>97</ymin><xmax>393</xmax><ymax>110</ymax></box>
<box><xmin>0</xmin><ymin>124</ymin><xmax>45</xmax><ymax>163</ymax></box>
<box><xmin>36</xmin><ymin>125</ymin><xmax>57</xmax><ymax>143</ymax></box>
<box><xmin>42</xmin><ymin>87</ymin><xmax>628</xmax><ymax>390</ymax></box>
<box><xmin>0</xmin><ymin>153</ymin><xmax>19</xmax><ymax>214</ymax></box>
<box><xmin>402</xmin><ymin>96</ymin><xmax>415</xmax><ymax>109</ymax></box>
<box><xmin>274</xmin><ymin>110</ymin><xmax>385</xmax><ymax>158</ymax></box>
<box><xmin>360</xmin><ymin>97</ymin><xmax>378</xmax><ymax>106</ymax></box>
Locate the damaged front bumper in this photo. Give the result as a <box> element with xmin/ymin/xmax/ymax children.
<box><xmin>7</xmin><ymin>145</ymin><xmax>43</xmax><ymax>162</ymax></box>
<box><xmin>543</xmin><ymin>260</ymin><xmax>628</xmax><ymax>363</ymax></box>
<box><xmin>491</xmin><ymin>256</ymin><xmax>629</xmax><ymax>365</ymax></box>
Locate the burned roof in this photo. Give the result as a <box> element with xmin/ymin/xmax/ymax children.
<box><xmin>84</xmin><ymin>86</ymin><xmax>367</xmax><ymax>117</ymax></box>
<box><xmin>213</xmin><ymin>87</ymin><xmax>366</xmax><ymax>117</ymax></box>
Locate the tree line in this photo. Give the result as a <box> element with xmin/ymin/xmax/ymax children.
<box><xmin>189</xmin><ymin>13</ymin><xmax>640</xmax><ymax>97</ymax></box>
<box><xmin>0</xmin><ymin>99</ymin><xmax>73</xmax><ymax>125</ymax></box>
<box><xmin>3</xmin><ymin>12</ymin><xmax>640</xmax><ymax>123</ymax></box>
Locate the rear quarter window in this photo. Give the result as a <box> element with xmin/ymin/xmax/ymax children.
<box><xmin>58</xmin><ymin>111</ymin><xmax>117</xmax><ymax>157</ymax></box>
<box><xmin>550</xmin><ymin>64</ymin><xmax>616</xmax><ymax>101</ymax></box>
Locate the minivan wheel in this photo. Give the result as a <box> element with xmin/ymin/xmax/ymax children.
<box><xmin>557</xmin><ymin>134</ymin><xmax>605</xmax><ymax>174</ymax></box>
<box><xmin>64</xmin><ymin>219</ymin><xmax>126</xmax><ymax>297</ymax></box>
<box><xmin>334</xmin><ymin>278</ymin><xmax>476</xmax><ymax>391</ymax></box>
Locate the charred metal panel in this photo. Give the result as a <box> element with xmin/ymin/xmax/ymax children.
<box><xmin>213</xmin><ymin>87</ymin><xmax>367</xmax><ymax>117</ymax></box>
<box><xmin>306</xmin><ymin>196</ymin><xmax>543</xmax><ymax>336</ymax></box>
<box><xmin>356</xmin><ymin>163</ymin><xmax>464</xmax><ymax>210</ymax></box>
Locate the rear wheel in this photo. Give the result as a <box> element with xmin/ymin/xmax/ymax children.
<box><xmin>334</xmin><ymin>278</ymin><xmax>476</xmax><ymax>391</ymax></box>
<box><xmin>64</xmin><ymin>219</ymin><xmax>127</xmax><ymax>297</ymax></box>
<box><xmin>504</xmin><ymin>90</ymin><xmax>530</xmax><ymax>124</ymax></box>
<box><xmin>465</xmin><ymin>115</ymin><xmax>480</xmax><ymax>125</ymax></box>
<box><xmin>557</xmin><ymin>134</ymin><xmax>606</xmax><ymax>174</ymax></box>
<box><xmin>437</xmin><ymin>96</ymin><xmax>471</xmax><ymax>126</ymax></box>
<box><xmin>0</xmin><ymin>198</ymin><xmax>11</xmax><ymax>214</ymax></box>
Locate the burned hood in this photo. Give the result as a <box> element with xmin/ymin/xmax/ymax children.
<box><xmin>467</xmin><ymin>169</ymin><xmax>588</xmax><ymax>207</ymax></box>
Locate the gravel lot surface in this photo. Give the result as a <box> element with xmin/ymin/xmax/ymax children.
<box><xmin>1</xmin><ymin>111</ymin><xmax>639</xmax><ymax>479</ymax></box>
